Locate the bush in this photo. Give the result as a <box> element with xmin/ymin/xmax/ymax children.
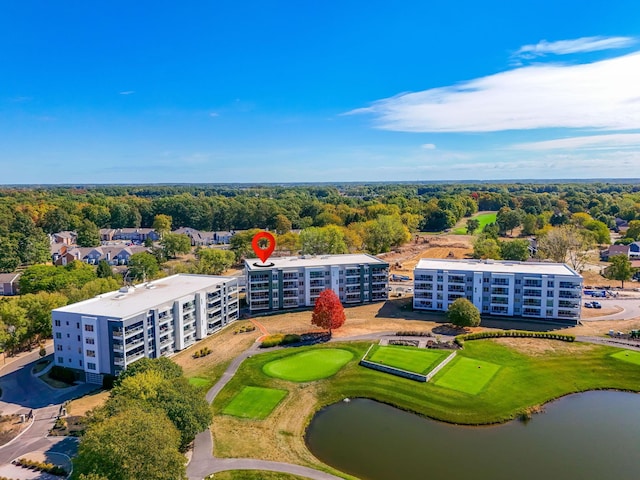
<box><xmin>259</xmin><ymin>333</ymin><xmax>302</xmax><ymax>348</ymax></box>
<box><xmin>456</xmin><ymin>330</ymin><xmax>575</xmax><ymax>343</ymax></box>
<box><xmin>49</xmin><ymin>366</ymin><xmax>76</xmax><ymax>384</ymax></box>
<box><xmin>14</xmin><ymin>458</ymin><xmax>67</xmax><ymax>476</ymax></box>
<box><xmin>395</xmin><ymin>331</ymin><xmax>433</xmax><ymax>337</ymax></box>
<box><xmin>192</xmin><ymin>346</ymin><xmax>212</xmax><ymax>359</ymax></box>
<box><xmin>233</xmin><ymin>325</ymin><xmax>256</xmax><ymax>334</ymax></box>
<box><xmin>102</xmin><ymin>374</ymin><xmax>116</xmax><ymax>390</ymax></box>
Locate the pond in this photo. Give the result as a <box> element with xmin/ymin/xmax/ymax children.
<box><xmin>306</xmin><ymin>391</ymin><xmax>640</xmax><ymax>480</ymax></box>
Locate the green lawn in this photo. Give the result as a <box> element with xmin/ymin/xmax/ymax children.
<box><xmin>367</xmin><ymin>345</ymin><xmax>450</xmax><ymax>374</ymax></box>
<box><xmin>611</xmin><ymin>350</ymin><xmax>640</xmax><ymax>366</ymax></box>
<box><xmin>222</xmin><ymin>386</ymin><xmax>288</xmax><ymax>419</ymax></box>
<box><xmin>452</xmin><ymin>211</ymin><xmax>497</xmax><ymax>235</ymax></box>
<box><xmin>188</xmin><ymin>376</ymin><xmax>213</xmax><ymax>389</ymax></box>
<box><xmin>434</xmin><ymin>357</ymin><xmax>501</xmax><ymax>395</ymax></box>
<box><xmin>262</xmin><ymin>348</ymin><xmax>354</xmax><ymax>382</ymax></box>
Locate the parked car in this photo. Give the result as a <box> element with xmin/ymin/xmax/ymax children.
<box><xmin>584</xmin><ymin>302</ymin><xmax>593</xmax><ymax>308</ymax></box>
<box><xmin>592</xmin><ymin>301</ymin><xmax>602</xmax><ymax>309</ymax></box>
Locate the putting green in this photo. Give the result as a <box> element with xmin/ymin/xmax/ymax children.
<box><xmin>368</xmin><ymin>345</ymin><xmax>449</xmax><ymax>374</ymax></box>
<box><xmin>222</xmin><ymin>386</ymin><xmax>288</xmax><ymax>419</ymax></box>
<box><xmin>452</xmin><ymin>212</ymin><xmax>497</xmax><ymax>235</ymax></box>
<box><xmin>434</xmin><ymin>357</ymin><xmax>501</xmax><ymax>395</ymax></box>
<box><xmin>611</xmin><ymin>350</ymin><xmax>640</xmax><ymax>366</ymax></box>
<box><xmin>263</xmin><ymin>348</ymin><xmax>354</xmax><ymax>382</ymax></box>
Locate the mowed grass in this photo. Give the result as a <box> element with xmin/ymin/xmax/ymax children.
<box><xmin>222</xmin><ymin>386</ymin><xmax>288</xmax><ymax>419</ymax></box>
<box><xmin>452</xmin><ymin>211</ymin><xmax>497</xmax><ymax>235</ymax></box>
<box><xmin>208</xmin><ymin>471</ymin><xmax>309</xmax><ymax>480</ymax></box>
<box><xmin>188</xmin><ymin>376</ymin><xmax>213</xmax><ymax>389</ymax></box>
<box><xmin>367</xmin><ymin>345</ymin><xmax>450</xmax><ymax>374</ymax></box>
<box><xmin>263</xmin><ymin>348</ymin><xmax>354</xmax><ymax>382</ymax></box>
<box><xmin>434</xmin><ymin>357</ymin><xmax>501</xmax><ymax>394</ymax></box>
<box><xmin>611</xmin><ymin>349</ymin><xmax>640</xmax><ymax>366</ymax></box>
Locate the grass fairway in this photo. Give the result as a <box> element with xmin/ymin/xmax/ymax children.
<box><xmin>222</xmin><ymin>386</ymin><xmax>288</xmax><ymax>419</ymax></box>
<box><xmin>263</xmin><ymin>348</ymin><xmax>354</xmax><ymax>382</ymax></box>
<box><xmin>367</xmin><ymin>345</ymin><xmax>450</xmax><ymax>374</ymax></box>
<box><xmin>452</xmin><ymin>211</ymin><xmax>497</xmax><ymax>235</ymax></box>
<box><xmin>208</xmin><ymin>471</ymin><xmax>309</xmax><ymax>480</ymax></box>
<box><xmin>611</xmin><ymin>350</ymin><xmax>640</xmax><ymax>366</ymax></box>
<box><xmin>188</xmin><ymin>376</ymin><xmax>212</xmax><ymax>389</ymax></box>
<box><xmin>434</xmin><ymin>357</ymin><xmax>501</xmax><ymax>394</ymax></box>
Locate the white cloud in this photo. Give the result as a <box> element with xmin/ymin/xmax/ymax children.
<box><xmin>119</xmin><ymin>90</ymin><xmax>135</xmax><ymax>95</ymax></box>
<box><xmin>514</xmin><ymin>36</ymin><xmax>635</xmax><ymax>59</ymax></box>
<box><xmin>513</xmin><ymin>133</ymin><xmax>640</xmax><ymax>151</ymax></box>
<box><xmin>209</xmin><ymin>112</ymin><xmax>219</xmax><ymax>117</ymax></box>
<box><xmin>421</xmin><ymin>143</ymin><xmax>436</xmax><ymax>149</ymax></box>
<box><xmin>350</xmin><ymin>51</ymin><xmax>640</xmax><ymax>132</ymax></box>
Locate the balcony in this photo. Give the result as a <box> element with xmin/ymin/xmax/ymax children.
<box><xmin>491</xmin><ymin>287</ymin><xmax>509</xmax><ymax>296</ymax></box>
<box><xmin>113</xmin><ymin>343</ymin><xmax>124</xmax><ymax>353</ymax></box>
<box><xmin>523</xmin><ymin>290</ymin><xmax>541</xmax><ymax>297</ymax></box>
<box><xmin>112</xmin><ymin>330</ymin><xmax>123</xmax><ymax>339</ymax></box>
<box><xmin>125</xmin><ymin>338</ymin><xmax>145</xmax><ymax>351</ymax></box>
<box><xmin>127</xmin><ymin>351</ymin><xmax>146</xmax><ymax>363</ymax></box>
<box><xmin>125</xmin><ymin>326</ymin><xmax>144</xmax><ymax>338</ymax></box>
<box><xmin>448</xmin><ymin>275</ymin><xmax>465</xmax><ymax>284</ymax></box>
<box><xmin>114</xmin><ymin>357</ymin><xmax>125</xmax><ymax>366</ymax></box>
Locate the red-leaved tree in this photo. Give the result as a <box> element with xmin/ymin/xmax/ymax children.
<box><xmin>311</xmin><ymin>289</ymin><xmax>346</xmax><ymax>334</ymax></box>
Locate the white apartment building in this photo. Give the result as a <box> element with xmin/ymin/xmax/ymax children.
<box><xmin>52</xmin><ymin>274</ymin><xmax>239</xmax><ymax>383</ymax></box>
<box><xmin>245</xmin><ymin>254</ymin><xmax>389</xmax><ymax>313</ymax></box>
<box><xmin>413</xmin><ymin>259</ymin><xmax>582</xmax><ymax>323</ymax></box>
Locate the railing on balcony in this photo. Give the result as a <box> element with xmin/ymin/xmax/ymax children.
<box><xmin>523</xmin><ymin>290</ymin><xmax>541</xmax><ymax>297</ymax></box>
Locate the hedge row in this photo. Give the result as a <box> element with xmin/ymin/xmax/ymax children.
<box><xmin>395</xmin><ymin>331</ymin><xmax>433</xmax><ymax>337</ymax></box>
<box><xmin>13</xmin><ymin>458</ymin><xmax>67</xmax><ymax>476</ymax></box>
<box><xmin>49</xmin><ymin>365</ymin><xmax>76</xmax><ymax>384</ymax></box>
<box><xmin>456</xmin><ymin>330</ymin><xmax>575</xmax><ymax>346</ymax></box>
<box><xmin>259</xmin><ymin>333</ymin><xmax>301</xmax><ymax>348</ymax></box>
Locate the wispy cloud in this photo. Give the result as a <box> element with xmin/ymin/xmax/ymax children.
<box><xmin>421</xmin><ymin>143</ymin><xmax>436</xmax><ymax>149</ymax></box>
<box><xmin>209</xmin><ymin>112</ymin><xmax>219</xmax><ymax>118</ymax></box>
<box><xmin>513</xmin><ymin>36</ymin><xmax>636</xmax><ymax>60</ymax></box>
<box><xmin>513</xmin><ymin>133</ymin><xmax>640</xmax><ymax>151</ymax></box>
<box><xmin>349</xmin><ymin>51</ymin><xmax>640</xmax><ymax>132</ymax></box>
<box><xmin>119</xmin><ymin>90</ymin><xmax>135</xmax><ymax>95</ymax></box>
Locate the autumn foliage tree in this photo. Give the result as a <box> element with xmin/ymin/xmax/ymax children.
<box><xmin>311</xmin><ymin>289</ymin><xmax>346</xmax><ymax>334</ymax></box>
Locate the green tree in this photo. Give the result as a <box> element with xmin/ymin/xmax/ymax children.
<box><xmin>152</xmin><ymin>214</ymin><xmax>173</xmax><ymax>237</ymax></box>
<box><xmin>96</xmin><ymin>260</ymin><xmax>114</xmax><ymax>278</ymax></box>
<box><xmin>72</xmin><ymin>406</ymin><xmax>186</xmax><ymax>480</ymax></box>
<box><xmin>115</xmin><ymin>357</ymin><xmax>183</xmax><ymax>385</ymax></box>
<box><xmin>604</xmin><ymin>254</ymin><xmax>635</xmax><ymax>288</ymax></box>
<box><xmin>447</xmin><ymin>298</ymin><xmax>481</xmax><ymax>328</ymax></box>
<box><xmin>127</xmin><ymin>252</ymin><xmax>159</xmax><ymax>282</ymax></box>
<box><xmin>500</xmin><ymin>239</ymin><xmax>530</xmax><ymax>261</ymax></box>
<box><xmin>18</xmin><ymin>227</ymin><xmax>50</xmax><ymax>265</ymax></box>
<box><xmin>40</xmin><ymin>207</ymin><xmax>72</xmax><ymax>234</ymax></box>
<box><xmin>229</xmin><ymin>229</ymin><xmax>261</xmax><ymax>261</ymax></box>
<box><xmin>472</xmin><ymin>236</ymin><xmax>501</xmax><ymax>259</ymax></box>
<box><xmin>66</xmin><ymin>277</ymin><xmax>122</xmax><ymax>304</ymax></box>
<box><xmin>300</xmin><ymin>226</ymin><xmax>348</xmax><ymax>255</ymax></box>
<box><xmin>76</xmin><ymin>219</ymin><xmax>101</xmax><ymax>247</ymax></box>
<box><xmin>19</xmin><ymin>262</ymin><xmax>97</xmax><ymax>294</ymax></box>
<box><xmin>194</xmin><ymin>248</ymin><xmax>235</xmax><ymax>275</ymax></box>
<box><xmin>0</xmin><ymin>237</ymin><xmax>20</xmax><ymax>272</ymax></box>
<box><xmin>625</xmin><ymin>220</ymin><xmax>640</xmax><ymax>241</ymax></box>
<box><xmin>584</xmin><ymin>220</ymin><xmax>611</xmax><ymax>244</ymax></box>
<box><xmin>466</xmin><ymin>218</ymin><xmax>480</xmax><ymax>235</ymax></box>
<box><xmin>521</xmin><ymin>214</ymin><xmax>538</xmax><ymax>236</ymax></box>
<box><xmin>274</xmin><ymin>214</ymin><xmax>292</xmax><ymax>234</ymax></box>
<box><xmin>360</xmin><ymin>215</ymin><xmax>411</xmax><ymax>254</ymax></box>
<box><xmin>496</xmin><ymin>207</ymin><xmax>522</xmax><ymax>236</ymax></box>
<box><xmin>160</xmin><ymin>233</ymin><xmax>191</xmax><ymax>259</ymax></box>
<box><xmin>18</xmin><ymin>291</ymin><xmax>68</xmax><ymax>341</ymax></box>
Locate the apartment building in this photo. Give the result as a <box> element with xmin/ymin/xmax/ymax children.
<box><xmin>413</xmin><ymin>259</ymin><xmax>582</xmax><ymax>323</ymax></box>
<box><xmin>245</xmin><ymin>254</ymin><xmax>389</xmax><ymax>313</ymax></box>
<box><xmin>51</xmin><ymin>274</ymin><xmax>239</xmax><ymax>383</ymax></box>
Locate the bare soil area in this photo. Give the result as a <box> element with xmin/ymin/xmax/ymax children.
<box><xmin>580</xmin><ymin>306</ymin><xmax>624</xmax><ymax>319</ymax></box>
<box><xmin>569</xmin><ymin>318</ymin><xmax>640</xmax><ymax>336</ymax></box>
<box><xmin>0</xmin><ymin>414</ymin><xmax>27</xmax><ymax>446</ymax></box>
<box><xmin>492</xmin><ymin>338</ymin><xmax>598</xmax><ymax>356</ymax></box>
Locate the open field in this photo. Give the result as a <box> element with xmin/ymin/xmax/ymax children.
<box><xmin>222</xmin><ymin>386</ymin><xmax>288</xmax><ymax>419</ymax></box>
<box><xmin>210</xmin><ymin>339</ymin><xmax>640</xmax><ymax>472</ymax></box>
<box><xmin>263</xmin><ymin>349</ymin><xmax>353</xmax><ymax>382</ymax></box>
<box><xmin>452</xmin><ymin>211</ymin><xmax>497</xmax><ymax>235</ymax></box>
<box><xmin>434</xmin><ymin>357</ymin><xmax>501</xmax><ymax>394</ymax></box>
<box><xmin>367</xmin><ymin>345</ymin><xmax>449</xmax><ymax>374</ymax></box>
<box><xmin>68</xmin><ymin>390</ymin><xmax>110</xmax><ymax>416</ymax></box>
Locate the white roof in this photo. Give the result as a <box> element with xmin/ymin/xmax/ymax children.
<box><xmin>415</xmin><ymin>259</ymin><xmax>581</xmax><ymax>277</ymax></box>
<box><xmin>53</xmin><ymin>274</ymin><xmax>233</xmax><ymax>319</ymax></box>
<box><xmin>245</xmin><ymin>254</ymin><xmax>387</xmax><ymax>271</ymax></box>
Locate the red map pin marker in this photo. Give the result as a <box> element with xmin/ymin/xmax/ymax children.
<box><xmin>252</xmin><ymin>231</ymin><xmax>276</xmax><ymax>264</ymax></box>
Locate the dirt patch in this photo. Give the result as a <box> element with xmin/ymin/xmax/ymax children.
<box><xmin>580</xmin><ymin>306</ymin><xmax>623</xmax><ymax>319</ymax></box>
<box><xmin>379</xmin><ymin>234</ymin><xmax>474</xmax><ymax>277</ymax></box>
<box><xmin>172</xmin><ymin>321</ymin><xmax>260</xmax><ymax>378</ymax></box>
<box><xmin>492</xmin><ymin>338</ymin><xmax>597</xmax><ymax>356</ymax></box>
<box><xmin>0</xmin><ymin>414</ymin><xmax>27</xmax><ymax>446</ymax></box>
<box><xmin>68</xmin><ymin>390</ymin><xmax>110</xmax><ymax>416</ymax></box>
<box><xmin>49</xmin><ymin>415</ymin><xmax>86</xmax><ymax>437</ymax></box>
<box><xmin>569</xmin><ymin>318</ymin><xmax>640</xmax><ymax>336</ymax></box>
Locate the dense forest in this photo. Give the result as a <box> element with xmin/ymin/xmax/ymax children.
<box><xmin>1</xmin><ymin>182</ymin><xmax>640</xmax><ymax>355</ymax></box>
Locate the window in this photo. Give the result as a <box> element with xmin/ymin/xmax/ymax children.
<box><xmin>77</xmin><ymin>335</ymin><xmax>81</xmax><ymax>341</ymax></box>
<box><xmin>547</xmin><ymin>281</ymin><xmax>554</xmax><ymax>288</ymax></box>
<box><xmin>76</xmin><ymin>322</ymin><xmax>80</xmax><ymax>329</ymax></box>
<box><xmin>87</xmin><ymin>350</ymin><xmax>96</xmax><ymax>358</ymax></box>
<box><xmin>87</xmin><ymin>362</ymin><xmax>96</xmax><ymax>371</ymax></box>
<box><xmin>79</xmin><ymin>360</ymin><xmax>83</xmax><ymax>367</ymax></box>
<box><xmin>84</xmin><ymin>324</ymin><xmax>94</xmax><ymax>332</ymax></box>
<box><xmin>57</xmin><ymin>356</ymin><xmax>64</xmax><ymax>364</ymax></box>
<box><xmin>547</xmin><ymin>291</ymin><xmax>554</xmax><ymax>297</ymax></box>
<box><xmin>57</xmin><ymin>345</ymin><xmax>63</xmax><ymax>351</ymax></box>
<box><xmin>78</xmin><ymin>347</ymin><xmax>82</xmax><ymax>354</ymax></box>
<box><xmin>54</xmin><ymin>320</ymin><xmax>61</xmax><ymax>327</ymax></box>
<box><xmin>55</xmin><ymin>332</ymin><xmax>62</xmax><ymax>339</ymax></box>
<box><xmin>85</xmin><ymin>338</ymin><xmax>95</xmax><ymax>345</ymax></box>
<box><xmin>66</xmin><ymin>321</ymin><xmax>69</xmax><ymax>326</ymax></box>
<box><xmin>515</xmin><ymin>279</ymin><xmax>521</xmax><ymax>285</ymax></box>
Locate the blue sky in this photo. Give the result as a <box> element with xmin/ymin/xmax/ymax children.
<box><xmin>1</xmin><ymin>1</ymin><xmax>640</xmax><ymax>183</ymax></box>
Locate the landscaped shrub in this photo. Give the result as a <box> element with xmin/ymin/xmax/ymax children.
<box><xmin>456</xmin><ymin>331</ymin><xmax>575</xmax><ymax>343</ymax></box>
<box><xmin>192</xmin><ymin>346</ymin><xmax>213</xmax><ymax>359</ymax></box>
<box><xmin>102</xmin><ymin>374</ymin><xmax>116</xmax><ymax>390</ymax></box>
<box><xmin>234</xmin><ymin>325</ymin><xmax>256</xmax><ymax>334</ymax></box>
<box><xmin>14</xmin><ymin>458</ymin><xmax>67</xmax><ymax>476</ymax></box>
<box><xmin>259</xmin><ymin>333</ymin><xmax>302</xmax><ymax>348</ymax></box>
<box><xmin>49</xmin><ymin>366</ymin><xmax>76</xmax><ymax>384</ymax></box>
<box><xmin>395</xmin><ymin>331</ymin><xmax>433</xmax><ymax>337</ymax></box>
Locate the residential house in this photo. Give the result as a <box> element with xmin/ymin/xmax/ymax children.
<box><xmin>51</xmin><ymin>231</ymin><xmax>77</xmax><ymax>245</ymax></box>
<box><xmin>0</xmin><ymin>272</ymin><xmax>20</xmax><ymax>296</ymax></box>
<box><xmin>53</xmin><ymin>245</ymin><xmax>151</xmax><ymax>266</ymax></box>
<box><xmin>600</xmin><ymin>244</ymin><xmax>630</xmax><ymax>261</ymax></box>
<box><xmin>173</xmin><ymin>228</ymin><xmax>234</xmax><ymax>246</ymax></box>
<box><xmin>99</xmin><ymin>228</ymin><xmax>159</xmax><ymax>243</ymax></box>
